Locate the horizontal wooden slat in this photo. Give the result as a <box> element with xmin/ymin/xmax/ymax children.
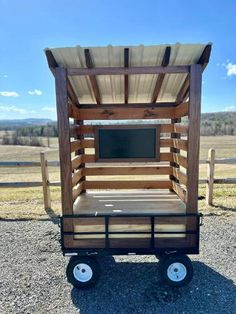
<box><xmin>173</xmin><ymin>168</ymin><xmax>187</xmax><ymax>186</ymax></box>
<box><xmin>173</xmin><ymin>153</ymin><xmax>187</xmax><ymax>168</ymax></box>
<box><xmin>72</xmin><ymin>182</ymin><xmax>84</xmax><ymax>201</ymax></box>
<box><xmin>81</xmin><ymin>152</ymin><xmax>173</xmax><ymax>163</ymax></box>
<box><xmin>69</xmin><ymin>104</ymin><xmax>176</xmax><ymax>120</ymax></box>
<box><xmin>71</xmin><ymin>124</ymin><xmax>176</xmax><ymax>135</ymax></box>
<box><xmin>175</xmin><ymin>102</ymin><xmax>189</xmax><ymax>118</ymax></box>
<box><xmin>71</xmin><ymin>155</ymin><xmax>82</xmax><ymax>170</ymax></box>
<box><xmin>214</xmin><ymin>158</ymin><xmax>236</xmax><ymax>165</ymax></box>
<box><xmin>70</xmin><ymin>124</ymin><xmax>94</xmax><ymax>136</ymax></box>
<box><xmin>172</xmin><ymin>181</ymin><xmax>187</xmax><ymax>203</ymax></box>
<box><xmin>70</xmin><ymin>124</ymin><xmax>190</xmax><ymax>136</ymax></box>
<box><xmin>80</xmin><ymin>138</ymin><xmax>187</xmax><ymax>151</ymax></box>
<box><xmin>72</xmin><ymin>169</ymin><xmax>83</xmax><ymax>187</ymax></box>
<box><xmin>84</xmin><ymin>180</ymin><xmax>172</xmax><ymax>189</ymax></box>
<box><xmin>68</xmin><ymin>65</ymin><xmax>189</xmax><ymax>76</ymax></box>
<box><xmin>81</xmin><ymin>139</ymin><xmax>94</xmax><ymax>148</ymax></box>
<box><xmin>0</xmin><ymin>161</ymin><xmax>41</xmax><ymax>167</ymax></box>
<box><xmin>70</xmin><ymin>140</ymin><xmax>81</xmax><ymax>152</ymax></box>
<box><xmin>214</xmin><ymin>178</ymin><xmax>236</xmax><ymax>184</ymax></box>
<box><xmin>172</xmin><ymin>139</ymin><xmax>188</xmax><ymax>151</ymax></box>
<box><xmin>0</xmin><ymin>182</ymin><xmax>42</xmax><ymax>188</ymax></box>
<box><xmin>174</xmin><ymin>124</ymin><xmax>188</xmax><ymax>134</ymax></box>
<box><xmin>83</xmin><ymin>166</ymin><xmax>173</xmax><ymax>176</ymax></box>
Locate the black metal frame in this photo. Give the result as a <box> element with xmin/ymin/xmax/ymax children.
<box><xmin>60</xmin><ymin>213</ymin><xmax>202</xmax><ymax>256</ymax></box>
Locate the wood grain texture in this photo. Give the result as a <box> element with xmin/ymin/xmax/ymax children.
<box><xmin>71</xmin><ymin>155</ymin><xmax>82</xmax><ymax>170</ymax></box>
<box><xmin>78</xmin><ymin>137</ymin><xmax>187</xmax><ymax>150</ymax></box>
<box><xmin>173</xmin><ymin>168</ymin><xmax>187</xmax><ymax>186</ymax></box>
<box><xmin>151</xmin><ymin>46</ymin><xmax>171</xmax><ymax>103</ymax></box>
<box><xmin>124</xmin><ymin>48</ymin><xmax>129</xmax><ymax>104</ymax></box>
<box><xmin>81</xmin><ymin>152</ymin><xmax>174</xmax><ymax>163</ymax></box>
<box><xmin>72</xmin><ymin>169</ymin><xmax>83</xmax><ymax>187</ymax></box>
<box><xmin>84</xmin><ymin>49</ymin><xmax>101</xmax><ymax>104</ymax></box>
<box><xmin>83</xmin><ymin>166</ymin><xmax>173</xmax><ymax>176</ymax></box>
<box><xmin>71</xmin><ymin>124</ymin><xmax>179</xmax><ymax>135</ymax></box>
<box><xmin>173</xmin><ymin>153</ymin><xmax>188</xmax><ymax>168</ymax></box>
<box><xmin>172</xmin><ymin>181</ymin><xmax>187</xmax><ymax>203</ymax></box>
<box><xmin>68</xmin><ymin>65</ymin><xmax>189</xmax><ymax>76</ymax></box>
<box><xmin>40</xmin><ymin>152</ymin><xmax>51</xmax><ymax>209</ymax></box>
<box><xmin>73</xmin><ymin>190</ymin><xmax>186</xmax><ymax>214</ymax></box>
<box><xmin>55</xmin><ymin>67</ymin><xmax>73</xmax><ymax>215</ymax></box>
<box><xmin>175</xmin><ymin>102</ymin><xmax>189</xmax><ymax>117</ymax></box>
<box><xmin>70</xmin><ymin>140</ymin><xmax>81</xmax><ymax>152</ymax></box>
<box><xmin>70</xmin><ymin>107</ymin><xmax>176</xmax><ymax>120</ymax></box>
<box><xmin>186</xmin><ymin>64</ymin><xmax>202</xmax><ymax>213</ymax></box>
<box><xmin>84</xmin><ymin>180</ymin><xmax>172</xmax><ymax>189</ymax></box>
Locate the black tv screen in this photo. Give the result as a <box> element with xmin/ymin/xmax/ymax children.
<box><xmin>95</xmin><ymin>126</ymin><xmax>160</xmax><ymax>162</ymax></box>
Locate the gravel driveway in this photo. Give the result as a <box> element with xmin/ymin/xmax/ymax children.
<box><xmin>0</xmin><ymin>215</ymin><xmax>235</xmax><ymax>314</ymax></box>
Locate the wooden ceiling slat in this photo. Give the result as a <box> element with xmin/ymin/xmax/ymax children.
<box><xmin>84</xmin><ymin>49</ymin><xmax>101</xmax><ymax>105</ymax></box>
<box><xmin>151</xmin><ymin>46</ymin><xmax>171</xmax><ymax>103</ymax></box>
<box><xmin>124</xmin><ymin>48</ymin><xmax>129</xmax><ymax>104</ymax></box>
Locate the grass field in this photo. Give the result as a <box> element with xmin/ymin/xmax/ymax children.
<box><xmin>0</xmin><ymin>136</ymin><xmax>235</xmax><ymax>219</ymax></box>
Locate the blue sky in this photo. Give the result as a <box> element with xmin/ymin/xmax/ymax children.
<box><xmin>0</xmin><ymin>0</ymin><xmax>235</xmax><ymax>120</ymax></box>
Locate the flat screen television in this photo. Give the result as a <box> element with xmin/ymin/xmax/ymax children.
<box><xmin>95</xmin><ymin>125</ymin><xmax>160</xmax><ymax>162</ymax></box>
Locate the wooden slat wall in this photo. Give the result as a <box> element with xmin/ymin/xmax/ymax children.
<box><xmin>68</xmin><ymin>100</ymin><xmax>190</xmax><ymax>202</ymax></box>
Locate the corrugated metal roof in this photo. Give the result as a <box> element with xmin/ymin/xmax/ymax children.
<box><xmin>47</xmin><ymin>43</ymin><xmax>211</xmax><ymax>104</ymax></box>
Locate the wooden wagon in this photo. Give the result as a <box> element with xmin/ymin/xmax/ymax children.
<box><xmin>45</xmin><ymin>43</ymin><xmax>211</xmax><ymax>288</ymax></box>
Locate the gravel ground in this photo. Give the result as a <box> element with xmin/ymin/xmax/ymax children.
<box><xmin>0</xmin><ymin>215</ymin><xmax>235</xmax><ymax>314</ymax></box>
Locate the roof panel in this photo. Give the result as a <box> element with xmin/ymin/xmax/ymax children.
<box><xmin>47</xmin><ymin>43</ymin><xmax>211</xmax><ymax>104</ymax></box>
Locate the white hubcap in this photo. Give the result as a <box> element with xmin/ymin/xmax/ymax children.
<box><xmin>167</xmin><ymin>262</ymin><xmax>187</xmax><ymax>282</ymax></box>
<box><xmin>73</xmin><ymin>263</ymin><xmax>93</xmax><ymax>282</ymax></box>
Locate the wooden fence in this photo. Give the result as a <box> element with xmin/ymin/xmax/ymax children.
<box><xmin>0</xmin><ymin>149</ymin><xmax>235</xmax><ymax>209</ymax></box>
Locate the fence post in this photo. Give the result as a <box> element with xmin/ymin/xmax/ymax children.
<box><xmin>206</xmin><ymin>148</ymin><xmax>215</xmax><ymax>205</ymax></box>
<box><xmin>40</xmin><ymin>152</ymin><xmax>51</xmax><ymax>210</ymax></box>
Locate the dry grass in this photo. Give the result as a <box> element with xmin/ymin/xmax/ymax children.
<box><xmin>0</xmin><ymin>136</ymin><xmax>235</xmax><ymax>219</ymax></box>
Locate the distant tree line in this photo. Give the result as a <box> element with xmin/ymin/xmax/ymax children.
<box><xmin>15</xmin><ymin>123</ymin><xmax>58</xmax><ymax>137</ymax></box>
<box><xmin>0</xmin><ymin>123</ymin><xmax>58</xmax><ymax>147</ymax></box>
<box><xmin>1</xmin><ymin>131</ymin><xmax>43</xmax><ymax>147</ymax></box>
<box><xmin>0</xmin><ymin>113</ymin><xmax>235</xmax><ymax>147</ymax></box>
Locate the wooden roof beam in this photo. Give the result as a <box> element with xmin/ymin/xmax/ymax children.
<box><xmin>176</xmin><ymin>43</ymin><xmax>212</xmax><ymax>104</ymax></box>
<box><xmin>45</xmin><ymin>49</ymin><xmax>80</xmax><ymax>107</ymax></box>
<box><xmin>68</xmin><ymin>65</ymin><xmax>189</xmax><ymax>76</ymax></box>
<box><xmin>84</xmin><ymin>49</ymin><xmax>101</xmax><ymax>105</ymax></box>
<box><xmin>124</xmin><ymin>48</ymin><xmax>129</xmax><ymax>104</ymax></box>
<box><xmin>151</xmin><ymin>46</ymin><xmax>171</xmax><ymax>103</ymax></box>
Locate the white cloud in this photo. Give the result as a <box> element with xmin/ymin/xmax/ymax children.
<box><xmin>0</xmin><ymin>105</ymin><xmax>26</xmax><ymax>114</ymax></box>
<box><xmin>226</xmin><ymin>63</ymin><xmax>236</xmax><ymax>76</ymax></box>
<box><xmin>0</xmin><ymin>91</ymin><xmax>19</xmax><ymax>97</ymax></box>
<box><xmin>222</xmin><ymin>106</ymin><xmax>236</xmax><ymax>112</ymax></box>
<box><xmin>28</xmin><ymin>89</ymin><xmax>43</xmax><ymax>96</ymax></box>
<box><xmin>3</xmin><ymin>74</ymin><xmax>8</xmax><ymax>78</ymax></box>
<box><xmin>42</xmin><ymin>106</ymin><xmax>55</xmax><ymax>112</ymax></box>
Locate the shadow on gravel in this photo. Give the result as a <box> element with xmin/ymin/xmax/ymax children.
<box><xmin>70</xmin><ymin>257</ymin><xmax>236</xmax><ymax>314</ymax></box>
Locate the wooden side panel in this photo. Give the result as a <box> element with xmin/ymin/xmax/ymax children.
<box><xmin>55</xmin><ymin>68</ymin><xmax>73</xmax><ymax>215</ymax></box>
<box><xmin>186</xmin><ymin>65</ymin><xmax>202</xmax><ymax>213</ymax></box>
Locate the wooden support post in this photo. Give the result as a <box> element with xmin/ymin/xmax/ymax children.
<box><xmin>206</xmin><ymin>148</ymin><xmax>215</xmax><ymax>205</ymax></box>
<box><xmin>55</xmin><ymin>67</ymin><xmax>73</xmax><ymax>215</ymax></box>
<box><xmin>40</xmin><ymin>152</ymin><xmax>51</xmax><ymax>210</ymax></box>
<box><xmin>186</xmin><ymin>64</ymin><xmax>202</xmax><ymax>213</ymax></box>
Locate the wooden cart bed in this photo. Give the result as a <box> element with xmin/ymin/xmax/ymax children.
<box><xmin>72</xmin><ymin>189</ymin><xmax>187</xmax><ymax>241</ymax></box>
<box><xmin>73</xmin><ymin>189</ymin><xmax>186</xmax><ymax>215</ymax></box>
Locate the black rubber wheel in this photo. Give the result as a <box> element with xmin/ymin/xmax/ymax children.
<box><xmin>159</xmin><ymin>254</ymin><xmax>193</xmax><ymax>287</ymax></box>
<box><xmin>66</xmin><ymin>256</ymin><xmax>100</xmax><ymax>289</ymax></box>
